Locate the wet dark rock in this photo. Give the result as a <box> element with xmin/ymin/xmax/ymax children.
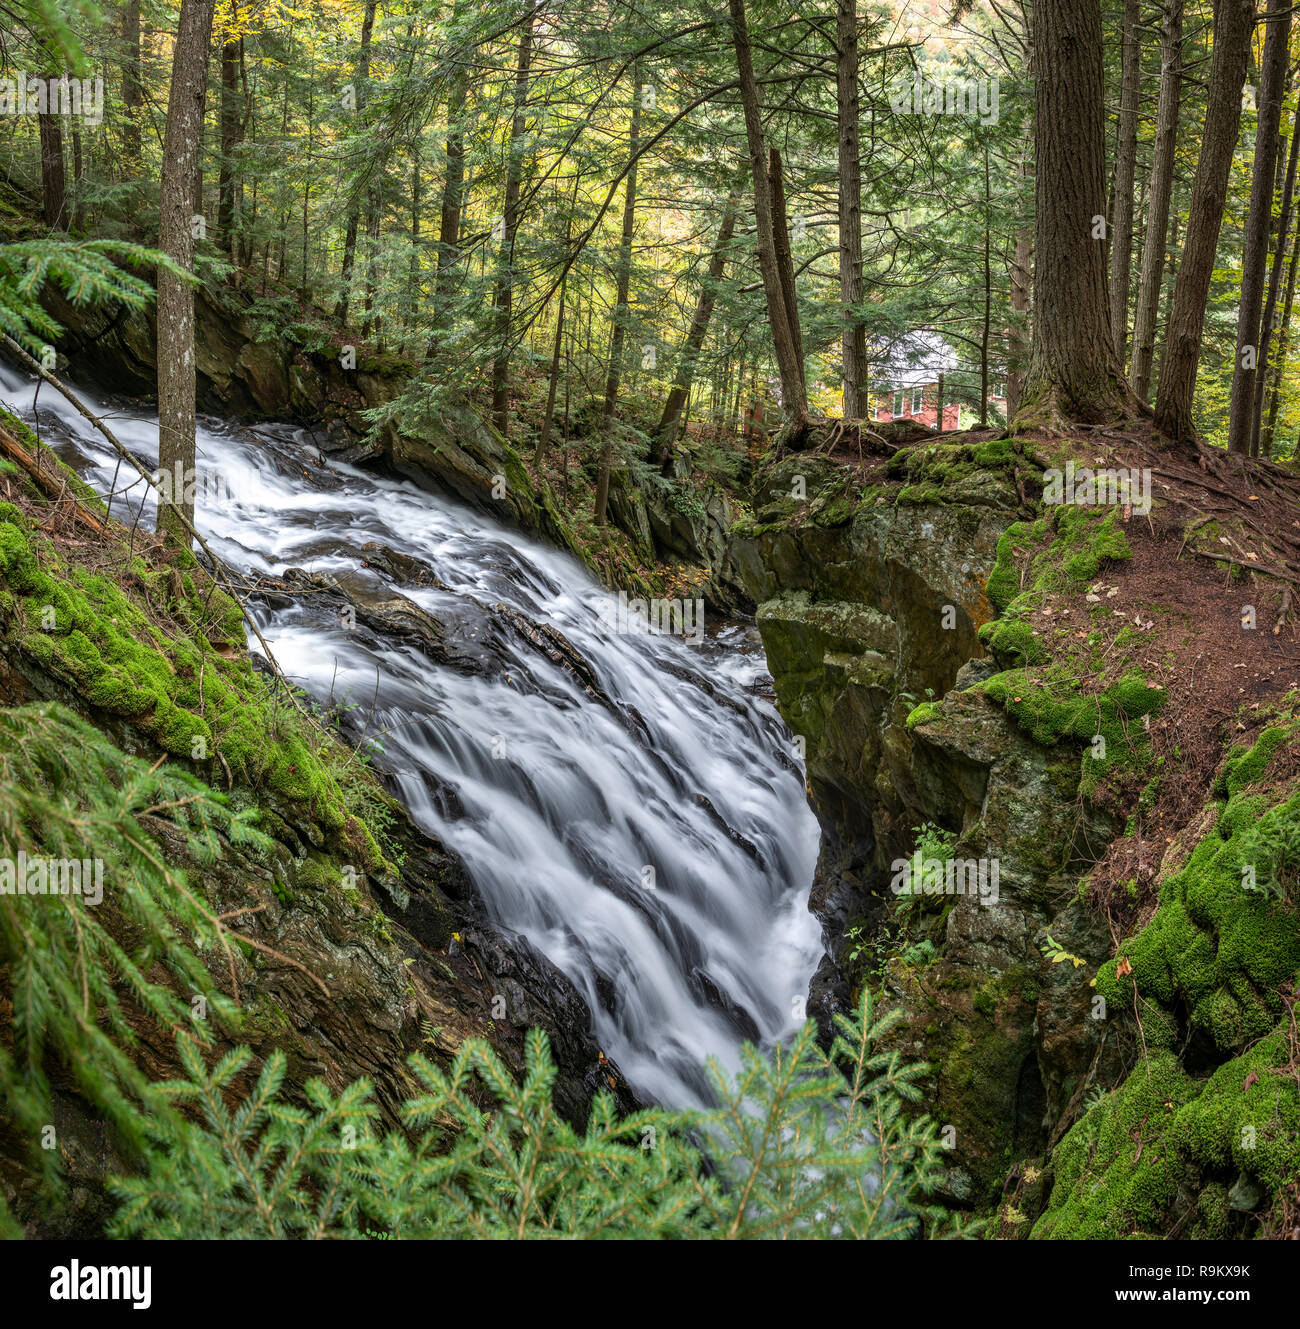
<box><xmin>457</xmin><ymin>926</ymin><xmax>640</xmax><ymax>1122</ymax></box>
<box><xmin>691</xmin><ymin>966</ymin><xmax>762</xmax><ymax>1044</ymax></box>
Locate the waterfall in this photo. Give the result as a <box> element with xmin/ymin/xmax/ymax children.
<box><xmin>0</xmin><ymin>362</ymin><xmax>823</xmax><ymax>1107</ymax></box>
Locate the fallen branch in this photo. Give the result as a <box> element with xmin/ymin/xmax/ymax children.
<box><xmin>1190</xmin><ymin>547</ymin><xmax>1300</xmax><ymax>586</ymax></box>
<box><xmin>0</xmin><ymin>421</ymin><xmax>110</xmax><ymax>537</ymax></box>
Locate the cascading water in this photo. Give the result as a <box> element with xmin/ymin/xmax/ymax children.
<box><xmin>0</xmin><ymin>361</ymin><xmax>823</xmax><ymax>1107</ymax></box>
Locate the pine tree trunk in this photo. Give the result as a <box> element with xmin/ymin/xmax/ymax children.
<box><xmin>408</xmin><ymin>140</ymin><xmax>422</xmax><ymax>333</ymax></box>
<box><xmin>769</xmin><ymin>147</ymin><xmax>805</xmax><ymax>385</ymax></box>
<box><xmin>728</xmin><ymin>0</ymin><xmax>808</xmax><ymax>434</ymax></box>
<box><xmin>38</xmin><ymin>90</ymin><xmax>68</xmax><ymax>231</ymax></box>
<box><xmin>121</xmin><ymin>0</ymin><xmax>143</xmax><ymax>167</ymax></box>
<box><xmin>836</xmin><ymin>0</ymin><xmax>867</xmax><ymax>418</ymax></box>
<box><xmin>980</xmin><ymin>143</ymin><xmax>992</xmax><ymax>426</ymax></box>
<box><xmin>1261</xmin><ymin>213</ymin><xmax>1300</xmax><ymax>456</ymax></box>
<box><xmin>1251</xmin><ymin>113</ymin><xmax>1300</xmax><ymax>454</ymax></box>
<box><xmin>431</xmin><ymin>71</ymin><xmax>468</xmax><ymax>331</ymax></box>
<box><xmin>1154</xmin><ymin>0</ymin><xmax>1254</xmax><ymax>444</ymax></box>
<box><xmin>236</xmin><ymin>45</ymin><xmax>251</xmax><ymax>269</ymax></box>
<box><xmin>218</xmin><ymin>16</ymin><xmax>243</xmax><ymax>258</ymax></box>
<box><xmin>593</xmin><ymin>65</ymin><xmax>642</xmax><ymax>526</ymax></box>
<box><xmin>534</xmin><ymin>279</ymin><xmax>567</xmax><ymax>469</ymax></box>
<box><xmin>651</xmin><ymin>193</ymin><xmax>739</xmax><ymax>471</ymax></box>
<box><xmin>156</xmin><ymin>0</ymin><xmax>217</xmax><ymax>548</ymax></box>
<box><xmin>1020</xmin><ymin>0</ymin><xmax>1127</xmax><ymax>425</ymax></box>
<box><xmin>362</xmin><ymin>188</ymin><xmax>382</xmax><ymax>341</ymax></box>
<box><xmin>1130</xmin><ymin>0</ymin><xmax>1184</xmax><ymax>402</ymax></box>
<box><xmin>1108</xmin><ymin>0</ymin><xmax>1142</xmax><ymax>366</ymax></box>
<box><xmin>1227</xmin><ymin>0</ymin><xmax>1290</xmax><ymax>454</ymax></box>
<box><xmin>489</xmin><ymin>10</ymin><xmax>536</xmax><ymax>439</ymax></box>
<box><xmin>430</xmin><ymin>0</ymin><xmax>471</xmax><ymax>338</ymax></box>
<box><xmin>71</xmin><ymin>128</ymin><xmax>84</xmax><ymax>230</ymax></box>
<box><xmin>1005</xmin><ymin>149</ymin><xmax>1032</xmax><ymax>423</ymax></box>
<box><xmin>336</xmin><ymin>0</ymin><xmax>377</xmax><ymax>326</ymax></box>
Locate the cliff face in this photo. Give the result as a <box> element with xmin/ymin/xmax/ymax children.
<box><xmin>733</xmin><ymin>428</ymin><xmax>1300</xmax><ymax>1234</ymax></box>
<box><xmin>729</xmin><ymin>437</ymin><xmax>1102</xmax><ymax>1206</ymax></box>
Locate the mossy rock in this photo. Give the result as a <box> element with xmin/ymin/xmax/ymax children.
<box><xmin>1096</xmin><ymin>785</ymin><xmax>1300</xmax><ymax>1053</ymax></box>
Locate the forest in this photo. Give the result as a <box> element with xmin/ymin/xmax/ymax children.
<box><xmin>0</xmin><ymin>0</ymin><xmax>1299</xmax><ymax>1273</ymax></box>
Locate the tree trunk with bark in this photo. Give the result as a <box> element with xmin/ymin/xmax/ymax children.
<box><xmin>1251</xmin><ymin>111</ymin><xmax>1300</xmax><ymax>454</ymax></box>
<box><xmin>1154</xmin><ymin>0</ymin><xmax>1254</xmax><ymax>443</ymax></box>
<box><xmin>431</xmin><ymin>1</ymin><xmax>470</xmax><ymax>333</ymax></box>
<box><xmin>593</xmin><ymin>65</ymin><xmax>643</xmax><ymax>526</ymax></box>
<box><xmin>1227</xmin><ymin>0</ymin><xmax>1290</xmax><ymax>454</ymax></box>
<box><xmin>431</xmin><ymin>89</ymin><xmax>468</xmax><ymax>327</ymax></box>
<box><xmin>1109</xmin><ymin>0</ymin><xmax>1142</xmax><ymax>365</ymax></box>
<box><xmin>728</xmin><ymin>0</ymin><xmax>808</xmax><ymax>435</ymax></box>
<box><xmin>1020</xmin><ymin>0</ymin><xmax>1128</xmax><ymax>425</ymax></box>
<box><xmin>121</xmin><ymin>0</ymin><xmax>143</xmax><ymax>166</ymax></box>
<box><xmin>534</xmin><ymin>278</ymin><xmax>567</xmax><ymax>469</ymax></box>
<box><xmin>1261</xmin><ymin>211</ymin><xmax>1300</xmax><ymax>456</ymax></box>
<box><xmin>836</xmin><ymin>0</ymin><xmax>867</xmax><ymax>417</ymax></box>
<box><xmin>489</xmin><ymin>9</ymin><xmax>537</xmax><ymax>439</ymax></box>
<box><xmin>1005</xmin><ymin>149</ymin><xmax>1032</xmax><ymax>423</ymax></box>
<box><xmin>1130</xmin><ymin>0</ymin><xmax>1184</xmax><ymax>402</ymax></box>
<box><xmin>38</xmin><ymin>83</ymin><xmax>68</xmax><ymax>231</ymax></box>
<box><xmin>156</xmin><ymin>0</ymin><xmax>217</xmax><ymax>548</ymax></box>
<box><xmin>335</xmin><ymin>0</ymin><xmax>377</xmax><ymax>327</ymax></box>
<box><xmin>218</xmin><ymin>13</ymin><xmax>244</xmax><ymax>258</ymax></box>
<box><xmin>769</xmin><ymin>147</ymin><xmax>805</xmax><ymax>384</ymax></box>
<box><xmin>650</xmin><ymin>194</ymin><xmax>739</xmax><ymax>471</ymax></box>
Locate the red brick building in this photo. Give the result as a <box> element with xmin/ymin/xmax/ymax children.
<box><xmin>873</xmin><ymin>378</ymin><xmax>1006</xmax><ymax>431</ymax></box>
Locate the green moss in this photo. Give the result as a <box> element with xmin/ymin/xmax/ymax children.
<box><xmin>1033</xmin><ymin>1051</ymin><xmax>1201</xmax><ymax>1238</ymax></box>
<box><xmin>1037</xmin><ymin>1021</ymin><xmax>1300</xmax><ymax>1239</ymax></box>
<box><xmin>358</xmin><ymin>350</ymin><xmax>413</xmax><ymax>377</ymax></box>
<box><xmin>905</xmin><ymin>700</ymin><xmax>942</xmax><ymax>730</ymax></box>
<box><xmin>1097</xmin><ymin>785</ymin><xmax>1300</xmax><ymax>1054</ymax></box>
<box><xmin>978</xmin><ymin>616</ymin><xmax>1047</xmax><ymax>666</ymax></box>
<box><xmin>0</xmin><ymin>514</ymin><xmax>393</xmax><ymax>873</ymax></box>
<box><xmin>1183</xmin><ymin>1029</ymin><xmax>1300</xmax><ymax>1191</ymax></box>
<box><xmin>1051</xmin><ymin>507</ymin><xmax>1132</xmax><ymax>587</ymax></box>
<box><xmin>1196</xmin><ymin>1182</ymin><xmax>1231</xmax><ymax>1239</ymax></box>
<box><xmin>986</xmin><ymin>519</ymin><xmax>1047</xmax><ymax>611</ymax></box>
<box><xmin>296</xmin><ymin>856</ymin><xmax>340</xmax><ymax>890</ymax></box>
<box><xmin>1217</xmin><ymin>724</ymin><xmax>1293</xmax><ymax>796</ymax></box>
<box><xmin>979</xmin><ymin>665</ymin><xmax>1163</xmax><ymax>798</ymax></box>
<box><xmin>985</xmin><ymin>505</ymin><xmax>1131</xmax><ymax>620</ymax></box>
<box><xmin>971</xmin><ymin>437</ymin><xmax>1019</xmax><ymax>467</ymax></box>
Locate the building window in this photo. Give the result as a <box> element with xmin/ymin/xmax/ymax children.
<box><xmin>893</xmin><ymin>389</ymin><xmax>904</xmax><ymax>417</ymax></box>
<box><xmin>912</xmin><ymin>387</ymin><xmax>924</xmax><ymax>414</ymax></box>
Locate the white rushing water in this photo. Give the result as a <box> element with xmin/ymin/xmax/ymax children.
<box><xmin>0</xmin><ymin>361</ymin><xmax>823</xmax><ymax>1107</ymax></box>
